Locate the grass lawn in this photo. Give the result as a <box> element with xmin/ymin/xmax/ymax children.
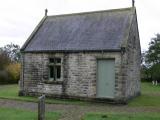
<box><xmin>82</xmin><ymin>113</ymin><xmax>160</xmax><ymax>120</ymax></box>
<box><xmin>128</xmin><ymin>82</ymin><xmax>160</xmax><ymax>106</ymax></box>
<box><xmin>0</xmin><ymin>82</ymin><xmax>160</xmax><ymax>120</ymax></box>
<box><xmin>0</xmin><ymin>84</ymin><xmax>86</xmax><ymax>105</ymax></box>
<box><xmin>0</xmin><ymin>82</ymin><xmax>160</xmax><ymax>106</ymax></box>
<box><xmin>0</xmin><ymin>107</ymin><xmax>60</xmax><ymax>120</ymax></box>
<box><xmin>82</xmin><ymin>82</ymin><xmax>160</xmax><ymax>120</ymax></box>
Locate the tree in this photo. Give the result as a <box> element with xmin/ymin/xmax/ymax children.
<box><xmin>0</xmin><ymin>48</ymin><xmax>11</xmax><ymax>70</ymax></box>
<box><xmin>145</xmin><ymin>34</ymin><xmax>160</xmax><ymax>65</ymax></box>
<box><xmin>144</xmin><ymin>34</ymin><xmax>160</xmax><ymax>81</ymax></box>
<box><xmin>0</xmin><ymin>43</ymin><xmax>21</xmax><ymax>84</ymax></box>
<box><xmin>2</xmin><ymin>43</ymin><xmax>20</xmax><ymax>62</ymax></box>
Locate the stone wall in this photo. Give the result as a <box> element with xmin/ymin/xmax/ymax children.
<box><xmin>20</xmin><ymin>52</ymin><xmax>127</xmax><ymax>101</ymax></box>
<box><xmin>20</xmin><ymin>19</ymin><xmax>141</xmax><ymax>102</ymax></box>
<box><xmin>125</xmin><ymin>13</ymin><xmax>141</xmax><ymax>99</ymax></box>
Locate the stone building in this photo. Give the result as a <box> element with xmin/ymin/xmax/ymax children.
<box><xmin>20</xmin><ymin>7</ymin><xmax>141</xmax><ymax>103</ymax></box>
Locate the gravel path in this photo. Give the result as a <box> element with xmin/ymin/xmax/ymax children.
<box><xmin>0</xmin><ymin>99</ymin><xmax>160</xmax><ymax>120</ymax></box>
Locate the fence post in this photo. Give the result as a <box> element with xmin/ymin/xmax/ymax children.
<box><xmin>38</xmin><ymin>95</ymin><xmax>45</xmax><ymax>120</ymax></box>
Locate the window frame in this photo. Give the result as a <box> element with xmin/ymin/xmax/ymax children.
<box><xmin>48</xmin><ymin>58</ymin><xmax>62</xmax><ymax>81</ymax></box>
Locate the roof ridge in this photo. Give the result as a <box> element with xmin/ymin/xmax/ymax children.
<box><xmin>47</xmin><ymin>7</ymin><xmax>134</xmax><ymax>18</ymax></box>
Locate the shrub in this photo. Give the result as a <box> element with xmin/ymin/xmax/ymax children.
<box><xmin>0</xmin><ymin>50</ymin><xmax>11</xmax><ymax>70</ymax></box>
<box><xmin>0</xmin><ymin>70</ymin><xmax>10</xmax><ymax>84</ymax></box>
<box><xmin>5</xmin><ymin>63</ymin><xmax>21</xmax><ymax>83</ymax></box>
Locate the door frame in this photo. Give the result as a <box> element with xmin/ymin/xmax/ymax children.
<box><xmin>96</xmin><ymin>58</ymin><xmax>115</xmax><ymax>99</ymax></box>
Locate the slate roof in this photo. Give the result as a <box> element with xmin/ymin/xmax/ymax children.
<box><xmin>21</xmin><ymin>7</ymin><xmax>135</xmax><ymax>52</ymax></box>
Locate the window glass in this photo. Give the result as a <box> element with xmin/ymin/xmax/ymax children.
<box><xmin>55</xmin><ymin>58</ymin><xmax>61</xmax><ymax>63</ymax></box>
<box><xmin>49</xmin><ymin>58</ymin><xmax>54</xmax><ymax>63</ymax></box>
<box><xmin>49</xmin><ymin>66</ymin><xmax>54</xmax><ymax>79</ymax></box>
<box><xmin>56</xmin><ymin>66</ymin><xmax>61</xmax><ymax>79</ymax></box>
<box><xmin>49</xmin><ymin>58</ymin><xmax>61</xmax><ymax>81</ymax></box>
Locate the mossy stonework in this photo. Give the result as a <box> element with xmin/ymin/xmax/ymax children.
<box><xmin>20</xmin><ymin>47</ymin><xmax>140</xmax><ymax>103</ymax></box>
<box><xmin>19</xmin><ymin>7</ymin><xmax>141</xmax><ymax>103</ymax></box>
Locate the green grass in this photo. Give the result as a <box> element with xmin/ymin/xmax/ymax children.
<box><xmin>0</xmin><ymin>84</ymin><xmax>86</xmax><ymax>105</ymax></box>
<box><xmin>141</xmin><ymin>82</ymin><xmax>160</xmax><ymax>94</ymax></box>
<box><xmin>82</xmin><ymin>82</ymin><xmax>160</xmax><ymax>120</ymax></box>
<box><xmin>128</xmin><ymin>82</ymin><xmax>160</xmax><ymax>106</ymax></box>
<box><xmin>0</xmin><ymin>107</ymin><xmax>60</xmax><ymax>120</ymax></box>
<box><xmin>82</xmin><ymin>113</ymin><xmax>160</xmax><ymax>120</ymax></box>
<box><xmin>0</xmin><ymin>84</ymin><xmax>37</xmax><ymax>102</ymax></box>
<box><xmin>0</xmin><ymin>82</ymin><xmax>160</xmax><ymax>107</ymax></box>
<box><xmin>1</xmin><ymin>83</ymin><xmax>160</xmax><ymax>120</ymax></box>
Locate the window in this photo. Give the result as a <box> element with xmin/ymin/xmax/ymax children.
<box><xmin>49</xmin><ymin>58</ymin><xmax>61</xmax><ymax>81</ymax></box>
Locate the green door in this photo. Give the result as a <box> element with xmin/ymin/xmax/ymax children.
<box><xmin>97</xmin><ymin>59</ymin><xmax>115</xmax><ymax>98</ymax></box>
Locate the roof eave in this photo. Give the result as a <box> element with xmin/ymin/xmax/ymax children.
<box><xmin>120</xmin><ymin>7</ymin><xmax>136</xmax><ymax>48</ymax></box>
<box><xmin>21</xmin><ymin>49</ymin><xmax>121</xmax><ymax>53</ymax></box>
<box><xmin>20</xmin><ymin>16</ymin><xmax>47</xmax><ymax>51</ymax></box>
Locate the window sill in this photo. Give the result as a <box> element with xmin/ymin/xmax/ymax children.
<box><xmin>43</xmin><ymin>80</ymin><xmax>63</xmax><ymax>84</ymax></box>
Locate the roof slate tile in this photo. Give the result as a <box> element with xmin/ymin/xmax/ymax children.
<box><xmin>22</xmin><ymin>7</ymin><xmax>134</xmax><ymax>52</ymax></box>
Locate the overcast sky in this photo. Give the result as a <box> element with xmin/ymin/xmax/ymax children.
<box><xmin>0</xmin><ymin>0</ymin><xmax>160</xmax><ymax>51</ymax></box>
